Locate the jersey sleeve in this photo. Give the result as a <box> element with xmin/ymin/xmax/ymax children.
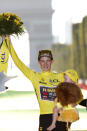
<box><xmin>4</xmin><ymin>37</ymin><xmax>37</xmax><ymax>84</ymax></box>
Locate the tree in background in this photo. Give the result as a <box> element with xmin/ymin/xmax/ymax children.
<box><xmin>52</xmin><ymin>15</ymin><xmax>87</xmax><ymax>79</ymax></box>
<box><xmin>52</xmin><ymin>43</ymin><xmax>72</xmax><ymax>73</ymax></box>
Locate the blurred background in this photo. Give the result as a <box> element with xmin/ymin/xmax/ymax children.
<box><xmin>0</xmin><ymin>0</ymin><xmax>87</xmax><ymax>130</ymax></box>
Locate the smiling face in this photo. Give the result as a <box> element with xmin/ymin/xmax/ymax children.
<box><xmin>38</xmin><ymin>56</ymin><xmax>53</xmax><ymax>71</ymax></box>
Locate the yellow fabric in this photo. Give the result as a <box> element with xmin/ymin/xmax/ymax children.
<box><xmin>64</xmin><ymin>69</ymin><xmax>78</xmax><ymax>83</ymax></box>
<box><xmin>57</xmin><ymin>103</ymin><xmax>74</xmax><ymax>110</ymax></box>
<box><xmin>57</xmin><ymin>109</ymin><xmax>79</xmax><ymax>122</ymax></box>
<box><xmin>57</xmin><ymin>103</ymin><xmax>79</xmax><ymax>122</ymax></box>
<box><xmin>5</xmin><ymin>37</ymin><xmax>64</xmax><ymax>114</ymax></box>
<box><xmin>0</xmin><ymin>40</ymin><xmax>9</xmax><ymax>73</ymax></box>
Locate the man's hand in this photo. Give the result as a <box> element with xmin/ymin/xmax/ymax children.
<box><xmin>47</xmin><ymin>123</ymin><xmax>56</xmax><ymax>131</ymax></box>
<box><xmin>2</xmin><ymin>35</ymin><xmax>11</xmax><ymax>44</ymax></box>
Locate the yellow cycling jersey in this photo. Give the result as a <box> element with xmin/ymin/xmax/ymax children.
<box><xmin>4</xmin><ymin>38</ymin><xmax>64</xmax><ymax>114</ymax></box>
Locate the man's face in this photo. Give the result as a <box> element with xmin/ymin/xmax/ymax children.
<box><xmin>38</xmin><ymin>56</ymin><xmax>53</xmax><ymax>71</ymax></box>
<box><xmin>64</xmin><ymin>74</ymin><xmax>74</xmax><ymax>83</ymax></box>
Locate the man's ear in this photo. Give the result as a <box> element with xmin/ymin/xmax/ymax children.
<box><xmin>51</xmin><ymin>60</ymin><xmax>54</xmax><ymax>64</ymax></box>
<box><xmin>38</xmin><ymin>60</ymin><xmax>40</xmax><ymax>64</ymax></box>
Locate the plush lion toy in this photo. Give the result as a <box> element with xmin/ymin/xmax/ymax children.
<box><xmin>56</xmin><ymin>82</ymin><xmax>83</xmax><ymax>123</ymax></box>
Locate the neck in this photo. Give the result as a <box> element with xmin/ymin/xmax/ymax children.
<box><xmin>42</xmin><ymin>70</ymin><xmax>51</xmax><ymax>72</ymax></box>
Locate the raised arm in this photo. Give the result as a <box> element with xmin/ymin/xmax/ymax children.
<box><xmin>2</xmin><ymin>35</ymin><xmax>37</xmax><ymax>83</ymax></box>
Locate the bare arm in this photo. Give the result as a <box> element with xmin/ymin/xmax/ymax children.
<box><xmin>47</xmin><ymin>105</ymin><xmax>58</xmax><ymax>131</ymax></box>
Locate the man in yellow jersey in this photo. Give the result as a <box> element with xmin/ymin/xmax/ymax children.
<box><xmin>2</xmin><ymin>36</ymin><xmax>78</xmax><ymax>131</ymax></box>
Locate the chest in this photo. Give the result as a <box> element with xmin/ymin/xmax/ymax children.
<box><xmin>38</xmin><ymin>76</ymin><xmax>59</xmax><ymax>87</ymax></box>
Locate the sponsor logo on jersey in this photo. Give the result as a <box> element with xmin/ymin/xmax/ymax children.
<box><xmin>39</xmin><ymin>86</ymin><xmax>56</xmax><ymax>101</ymax></box>
<box><xmin>49</xmin><ymin>79</ymin><xmax>58</xmax><ymax>83</ymax></box>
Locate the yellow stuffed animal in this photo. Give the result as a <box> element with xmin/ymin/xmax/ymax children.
<box><xmin>56</xmin><ymin>82</ymin><xmax>83</xmax><ymax>123</ymax></box>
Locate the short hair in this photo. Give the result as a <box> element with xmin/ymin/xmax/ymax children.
<box><xmin>38</xmin><ymin>50</ymin><xmax>53</xmax><ymax>60</ymax></box>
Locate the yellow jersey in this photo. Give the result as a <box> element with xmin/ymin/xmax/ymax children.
<box><xmin>4</xmin><ymin>38</ymin><xmax>64</xmax><ymax>114</ymax></box>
